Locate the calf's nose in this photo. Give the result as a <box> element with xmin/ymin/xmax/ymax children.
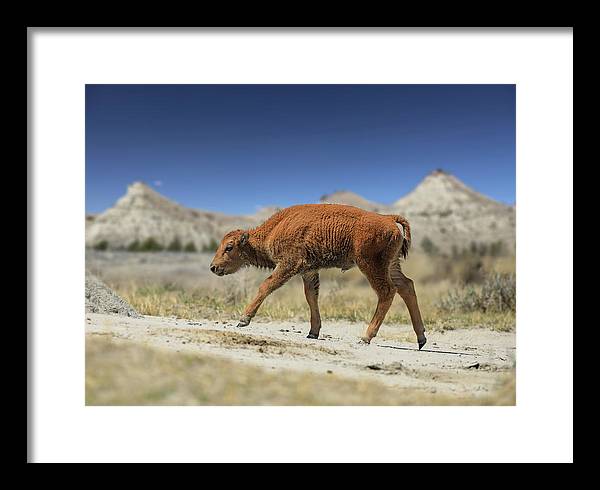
<box><xmin>210</xmin><ymin>264</ymin><xmax>217</xmax><ymax>273</ymax></box>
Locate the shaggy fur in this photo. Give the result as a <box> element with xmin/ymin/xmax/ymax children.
<box><xmin>210</xmin><ymin>204</ymin><xmax>426</xmax><ymax>348</ymax></box>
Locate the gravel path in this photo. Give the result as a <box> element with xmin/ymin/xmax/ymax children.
<box><xmin>86</xmin><ymin>312</ymin><xmax>515</xmax><ymax>399</ymax></box>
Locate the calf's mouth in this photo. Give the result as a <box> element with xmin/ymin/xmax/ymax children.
<box><xmin>210</xmin><ymin>265</ymin><xmax>227</xmax><ymax>276</ymax></box>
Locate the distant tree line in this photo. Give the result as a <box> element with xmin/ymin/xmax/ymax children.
<box><xmin>420</xmin><ymin>237</ymin><xmax>508</xmax><ymax>258</ymax></box>
<box><xmin>454</xmin><ymin>240</ymin><xmax>508</xmax><ymax>258</ymax></box>
<box><xmin>91</xmin><ymin>236</ymin><xmax>222</xmax><ymax>253</ymax></box>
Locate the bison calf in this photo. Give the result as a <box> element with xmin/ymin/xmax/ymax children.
<box><xmin>210</xmin><ymin>204</ymin><xmax>427</xmax><ymax>349</ymax></box>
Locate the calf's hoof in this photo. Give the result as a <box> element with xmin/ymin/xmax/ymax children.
<box><xmin>418</xmin><ymin>335</ymin><xmax>427</xmax><ymax>350</ymax></box>
<box><xmin>306</xmin><ymin>332</ymin><xmax>319</xmax><ymax>339</ymax></box>
<box><xmin>236</xmin><ymin>316</ymin><xmax>251</xmax><ymax>328</ymax></box>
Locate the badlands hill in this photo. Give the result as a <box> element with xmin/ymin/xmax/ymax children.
<box><xmin>86</xmin><ymin>171</ymin><xmax>515</xmax><ymax>254</ymax></box>
<box><xmin>393</xmin><ymin>170</ymin><xmax>515</xmax><ymax>253</ymax></box>
<box><xmin>85</xmin><ymin>182</ymin><xmax>258</xmax><ymax>250</ymax></box>
<box><xmin>322</xmin><ymin>170</ymin><xmax>515</xmax><ymax>254</ymax></box>
<box><xmin>319</xmin><ymin>190</ymin><xmax>387</xmax><ymax>213</ymax></box>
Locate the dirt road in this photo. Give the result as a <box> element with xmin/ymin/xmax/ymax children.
<box><xmin>86</xmin><ymin>313</ymin><xmax>515</xmax><ymax>402</ymax></box>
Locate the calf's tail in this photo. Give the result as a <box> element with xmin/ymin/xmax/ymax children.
<box><xmin>390</xmin><ymin>215</ymin><xmax>411</xmax><ymax>259</ymax></box>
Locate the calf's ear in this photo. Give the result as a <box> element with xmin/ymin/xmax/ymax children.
<box><xmin>240</xmin><ymin>232</ymin><xmax>249</xmax><ymax>246</ymax></box>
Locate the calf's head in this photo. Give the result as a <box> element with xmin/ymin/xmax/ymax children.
<box><xmin>209</xmin><ymin>230</ymin><xmax>249</xmax><ymax>276</ymax></box>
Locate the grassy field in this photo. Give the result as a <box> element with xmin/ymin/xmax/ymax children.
<box><xmin>110</xmin><ymin>253</ymin><xmax>516</xmax><ymax>332</ymax></box>
<box><xmin>86</xmin><ymin>335</ymin><xmax>516</xmax><ymax>406</ymax></box>
<box><xmin>86</xmin><ymin>251</ymin><xmax>516</xmax><ymax>406</ymax></box>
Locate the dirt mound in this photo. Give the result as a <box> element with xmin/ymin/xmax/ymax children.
<box><xmin>85</xmin><ymin>273</ymin><xmax>141</xmax><ymax>317</ymax></box>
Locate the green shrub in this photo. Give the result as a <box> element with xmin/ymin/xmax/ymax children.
<box><xmin>437</xmin><ymin>273</ymin><xmax>516</xmax><ymax>313</ymax></box>
<box><xmin>127</xmin><ymin>240</ymin><xmax>140</xmax><ymax>252</ymax></box>
<box><xmin>139</xmin><ymin>237</ymin><xmax>164</xmax><ymax>252</ymax></box>
<box><xmin>489</xmin><ymin>240</ymin><xmax>506</xmax><ymax>257</ymax></box>
<box><xmin>167</xmin><ymin>237</ymin><xmax>183</xmax><ymax>252</ymax></box>
<box><xmin>421</xmin><ymin>237</ymin><xmax>439</xmax><ymax>256</ymax></box>
<box><xmin>93</xmin><ymin>240</ymin><xmax>109</xmax><ymax>251</ymax></box>
<box><xmin>184</xmin><ymin>241</ymin><xmax>198</xmax><ymax>253</ymax></box>
<box><xmin>455</xmin><ymin>258</ymin><xmax>485</xmax><ymax>284</ymax></box>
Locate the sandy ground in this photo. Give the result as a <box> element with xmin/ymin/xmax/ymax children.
<box><xmin>86</xmin><ymin>313</ymin><xmax>515</xmax><ymax>399</ymax></box>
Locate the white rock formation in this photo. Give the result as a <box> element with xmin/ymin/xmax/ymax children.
<box><xmin>85</xmin><ymin>182</ymin><xmax>256</xmax><ymax>250</ymax></box>
<box><xmin>86</xmin><ymin>171</ymin><xmax>515</xmax><ymax>255</ymax></box>
<box><xmin>321</xmin><ymin>170</ymin><xmax>515</xmax><ymax>254</ymax></box>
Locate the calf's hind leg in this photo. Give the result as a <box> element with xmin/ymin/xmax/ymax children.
<box><xmin>302</xmin><ymin>271</ymin><xmax>321</xmax><ymax>339</ymax></box>
<box><xmin>390</xmin><ymin>263</ymin><xmax>427</xmax><ymax>349</ymax></box>
<box><xmin>357</xmin><ymin>260</ymin><xmax>396</xmax><ymax>344</ymax></box>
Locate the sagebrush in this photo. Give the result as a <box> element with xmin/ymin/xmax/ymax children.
<box><xmin>437</xmin><ymin>273</ymin><xmax>516</xmax><ymax>313</ymax></box>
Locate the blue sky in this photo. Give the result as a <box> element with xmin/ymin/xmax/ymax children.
<box><xmin>86</xmin><ymin>84</ymin><xmax>515</xmax><ymax>215</ymax></box>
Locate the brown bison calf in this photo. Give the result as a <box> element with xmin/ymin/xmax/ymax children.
<box><xmin>210</xmin><ymin>204</ymin><xmax>427</xmax><ymax>349</ymax></box>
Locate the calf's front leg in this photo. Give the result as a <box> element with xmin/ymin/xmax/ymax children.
<box><xmin>236</xmin><ymin>265</ymin><xmax>297</xmax><ymax>327</ymax></box>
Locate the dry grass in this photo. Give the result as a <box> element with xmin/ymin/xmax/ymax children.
<box><xmin>119</xmin><ymin>284</ymin><xmax>515</xmax><ymax>332</ymax></box>
<box><xmin>115</xmin><ymin>255</ymin><xmax>516</xmax><ymax>332</ymax></box>
<box><xmin>438</xmin><ymin>273</ymin><xmax>516</xmax><ymax>314</ymax></box>
<box><xmin>86</xmin><ymin>336</ymin><xmax>515</xmax><ymax>406</ymax></box>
